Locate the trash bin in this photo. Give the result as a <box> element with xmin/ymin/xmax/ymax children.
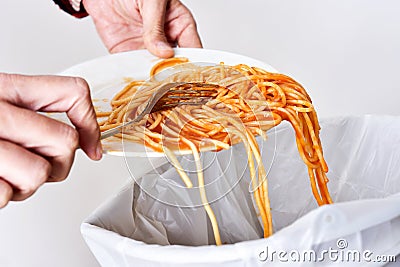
<box><xmin>81</xmin><ymin>115</ymin><xmax>400</xmax><ymax>266</ymax></box>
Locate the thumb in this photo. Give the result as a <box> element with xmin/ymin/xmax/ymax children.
<box><xmin>141</xmin><ymin>0</ymin><xmax>174</xmax><ymax>58</ymax></box>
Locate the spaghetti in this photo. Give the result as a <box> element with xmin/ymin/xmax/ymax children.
<box><xmin>97</xmin><ymin>58</ymin><xmax>332</xmax><ymax>245</ymax></box>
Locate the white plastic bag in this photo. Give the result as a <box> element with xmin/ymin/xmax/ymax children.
<box><xmin>82</xmin><ymin>115</ymin><xmax>400</xmax><ymax>266</ymax></box>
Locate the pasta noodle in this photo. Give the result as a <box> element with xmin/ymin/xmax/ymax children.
<box><xmin>97</xmin><ymin>57</ymin><xmax>332</xmax><ymax>245</ymax></box>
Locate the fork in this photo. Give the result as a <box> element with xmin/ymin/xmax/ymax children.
<box><xmin>100</xmin><ymin>82</ymin><xmax>220</xmax><ymax>140</ymax></box>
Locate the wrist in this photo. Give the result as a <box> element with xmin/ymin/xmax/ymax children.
<box><xmin>52</xmin><ymin>0</ymin><xmax>88</xmax><ymax>18</ymax></box>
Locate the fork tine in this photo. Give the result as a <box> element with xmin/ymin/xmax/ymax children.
<box><xmin>167</xmin><ymin>89</ymin><xmax>218</xmax><ymax>94</ymax></box>
<box><xmin>155</xmin><ymin>83</ymin><xmax>219</xmax><ymax>109</ymax></box>
<box><xmin>167</xmin><ymin>95</ymin><xmax>216</xmax><ymax>99</ymax></box>
<box><xmin>154</xmin><ymin>99</ymin><xmax>212</xmax><ymax>110</ymax></box>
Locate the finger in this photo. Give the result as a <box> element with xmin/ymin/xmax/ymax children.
<box><xmin>172</xmin><ymin>2</ymin><xmax>202</xmax><ymax>48</ymax></box>
<box><xmin>141</xmin><ymin>0</ymin><xmax>174</xmax><ymax>58</ymax></box>
<box><xmin>109</xmin><ymin>36</ymin><xmax>145</xmax><ymax>54</ymax></box>
<box><xmin>0</xmin><ymin>178</ymin><xmax>13</xmax><ymax>209</ymax></box>
<box><xmin>177</xmin><ymin>23</ymin><xmax>202</xmax><ymax>48</ymax></box>
<box><xmin>0</xmin><ymin>74</ymin><xmax>102</xmax><ymax>160</ymax></box>
<box><xmin>0</xmin><ymin>102</ymin><xmax>78</xmax><ymax>182</ymax></box>
<box><xmin>0</xmin><ymin>140</ymin><xmax>51</xmax><ymax>201</ymax></box>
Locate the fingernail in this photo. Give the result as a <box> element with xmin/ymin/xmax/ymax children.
<box><xmin>156</xmin><ymin>41</ymin><xmax>172</xmax><ymax>51</ymax></box>
<box><xmin>0</xmin><ymin>182</ymin><xmax>12</xmax><ymax>209</ymax></box>
<box><xmin>96</xmin><ymin>142</ymin><xmax>103</xmax><ymax>160</ymax></box>
<box><xmin>0</xmin><ymin>196</ymin><xmax>8</xmax><ymax>209</ymax></box>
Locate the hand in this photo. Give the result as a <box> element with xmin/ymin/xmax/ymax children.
<box><xmin>0</xmin><ymin>73</ymin><xmax>102</xmax><ymax>208</ymax></box>
<box><xmin>82</xmin><ymin>0</ymin><xmax>202</xmax><ymax>58</ymax></box>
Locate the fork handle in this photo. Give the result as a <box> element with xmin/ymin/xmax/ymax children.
<box><xmin>100</xmin><ymin>120</ymin><xmax>135</xmax><ymax>140</ymax></box>
<box><xmin>100</xmin><ymin>110</ymin><xmax>148</xmax><ymax>140</ymax></box>
<box><xmin>100</xmin><ymin>125</ymin><xmax>124</xmax><ymax>140</ymax></box>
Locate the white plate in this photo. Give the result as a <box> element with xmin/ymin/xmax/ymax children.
<box><xmin>60</xmin><ymin>48</ymin><xmax>277</xmax><ymax>157</ymax></box>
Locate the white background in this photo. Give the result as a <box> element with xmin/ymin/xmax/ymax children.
<box><xmin>0</xmin><ymin>0</ymin><xmax>399</xmax><ymax>266</ymax></box>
